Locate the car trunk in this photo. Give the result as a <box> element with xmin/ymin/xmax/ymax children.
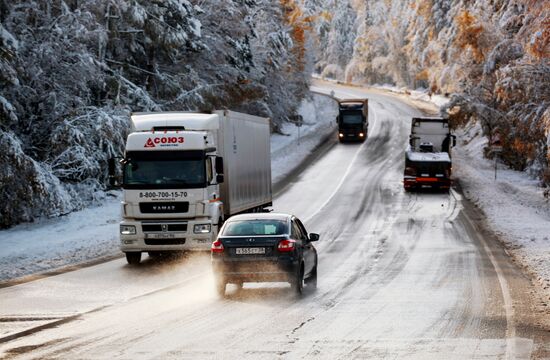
<box><xmin>219</xmin><ymin>236</ymin><xmax>285</xmax><ymax>258</ymax></box>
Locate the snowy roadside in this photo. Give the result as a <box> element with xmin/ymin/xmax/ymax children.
<box><xmin>0</xmin><ymin>93</ymin><xmax>337</xmax><ymax>282</ymax></box>
<box><xmin>454</xmin><ymin>123</ymin><xmax>550</xmax><ymax>295</ymax></box>
<box><xmin>271</xmin><ymin>94</ymin><xmax>337</xmax><ymax>184</ymax></box>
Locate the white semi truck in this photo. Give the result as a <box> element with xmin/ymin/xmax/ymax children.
<box><xmin>403</xmin><ymin>117</ymin><xmax>456</xmax><ymax>191</ymax></box>
<box><xmin>114</xmin><ymin>111</ymin><xmax>272</xmax><ymax>264</ymax></box>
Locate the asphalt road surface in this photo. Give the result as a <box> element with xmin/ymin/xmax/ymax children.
<box><xmin>1</xmin><ymin>81</ymin><xmax>548</xmax><ymax>359</ymax></box>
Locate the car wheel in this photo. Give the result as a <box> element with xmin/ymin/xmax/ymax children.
<box><xmin>125</xmin><ymin>252</ymin><xmax>141</xmax><ymax>265</ymax></box>
<box><xmin>305</xmin><ymin>266</ymin><xmax>317</xmax><ymax>289</ymax></box>
<box><xmin>215</xmin><ymin>277</ymin><xmax>227</xmax><ymax>298</ymax></box>
<box><xmin>291</xmin><ymin>265</ymin><xmax>304</xmax><ymax>295</ymax></box>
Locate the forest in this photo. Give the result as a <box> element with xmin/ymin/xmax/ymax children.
<box><xmin>0</xmin><ymin>0</ymin><xmax>312</xmax><ymax>228</ymax></box>
<box><xmin>1</xmin><ymin>0</ymin><xmax>548</xmax><ymax>228</ymax></box>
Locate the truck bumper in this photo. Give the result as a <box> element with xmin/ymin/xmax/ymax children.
<box><xmin>120</xmin><ymin>219</ymin><xmax>215</xmax><ymax>252</ymax></box>
<box><xmin>338</xmin><ymin>131</ymin><xmax>366</xmax><ymax>142</ymax></box>
<box><xmin>404</xmin><ymin>177</ymin><xmax>452</xmax><ymax>190</ymax></box>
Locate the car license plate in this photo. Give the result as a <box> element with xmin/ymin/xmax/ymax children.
<box><xmin>145</xmin><ymin>233</ymin><xmax>185</xmax><ymax>239</ymax></box>
<box><xmin>236</xmin><ymin>247</ymin><xmax>266</xmax><ymax>255</ymax></box>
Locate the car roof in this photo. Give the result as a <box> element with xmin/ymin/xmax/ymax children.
<box><xmin>226</xmin><ymin>213</ymin><xmax>293</xmax><ymax>222</ymax></box>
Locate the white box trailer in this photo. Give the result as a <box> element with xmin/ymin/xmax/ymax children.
<box><xmin>114</xmin><ymin>110</ymin><xmax>272</xmax><ymax>264</ymax></box>
<box><xmin>217</xmin><ymin>111</ymin><xmax>272</xmax><ymax>217</ymax></box>
<box><xmin>409</xmin><ymin>117</ymin><xmax>454</xmax><ymax>154</ymax></box>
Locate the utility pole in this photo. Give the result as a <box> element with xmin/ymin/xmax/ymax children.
<box><xmin>491</xmin><ymin>132</ymin><xmax>502</xmax><ymax>181</ymax></box>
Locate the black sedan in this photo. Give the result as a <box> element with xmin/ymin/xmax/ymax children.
<box><xmin>211</xmin><ymin>213</ymin><xmax>319</xmax><ymax>297</ymax></box>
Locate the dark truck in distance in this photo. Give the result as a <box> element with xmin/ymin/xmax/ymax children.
<box><xmin>404</xmin><ymin>117</ymin><xmax>456</xmax><ymax>191</ymax></box>
<box><xmin>336</xmin><ymin>99</ymin><xmax>368</xmax><ymax>142</ymax></box>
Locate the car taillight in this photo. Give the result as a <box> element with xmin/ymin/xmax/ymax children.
<box><xmin>278</xmin><ymin>239</ymin><xmax>296</xmax><ymax>252</ymax></box>
<box><xmin>211</xmin><ymin>239</ymin><xmax>224</xmax><ymax>253</ymax></box>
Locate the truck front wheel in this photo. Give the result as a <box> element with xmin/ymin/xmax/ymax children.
<box><xmin>125</xmin><ymin>252</ymin><xmax>142</xmax><ymax>265</ymax></box>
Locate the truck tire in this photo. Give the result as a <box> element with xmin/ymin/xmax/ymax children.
<box><xmin>125</xmin><ymin>252</ymin><xmax>141</xmax><ymax>265</ymax></box>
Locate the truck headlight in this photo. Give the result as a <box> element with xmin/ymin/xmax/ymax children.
<box><xmin>194</xmin><ymin>224</ymin><xmax>211</xmax><ymax>234</ymax></box>
<box><xmin>120</xmin><ymin>225</ymin><xmax>136</xmax><ymax>235</ymax></box>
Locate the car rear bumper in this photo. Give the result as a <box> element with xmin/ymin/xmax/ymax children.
<box><xmin>212</xmin><ymin>257</ymin><xmax>299</xmax><ymax>283</ymax></box>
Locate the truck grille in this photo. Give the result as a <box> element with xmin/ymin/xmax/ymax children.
<box><xmin>139</xmin><ymin>202</ymin><xmax>189</xmax><ymax>214</ymax></box>
<box><xmin>142</xmin><ymin>224</ymin><xmax>188</xmax><ymax>233</ymax></box>
<box><xmin>144</xmin><ymin>238</ymin><xmax>186</xmax><ymax>245</ymax></box>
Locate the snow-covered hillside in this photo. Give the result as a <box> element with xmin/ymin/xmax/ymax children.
<box><xmin>0</xmin><ymin>1</ymin><xmax>311</xmax><ymax>228</ymax></box>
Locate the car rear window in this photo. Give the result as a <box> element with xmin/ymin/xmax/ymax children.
<box><xmin>222</xmin><ymin>220</ymin><xmax>288</xmax><ymax>236</ymax></box>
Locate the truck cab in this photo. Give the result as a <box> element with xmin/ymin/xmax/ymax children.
<box><xmin>118</xmin><ymin>113</ymin><xmax>226</xmax><ymax>264</ymax></box>
<box><xmin>336</xmin><ymin>99</ymin><xmax>368</xmax><ymax>142</ymax></box>
<box><xmin>403</xmin><ymin>151</ymin><xmax>452</xmax><ymax>191</ymax></box>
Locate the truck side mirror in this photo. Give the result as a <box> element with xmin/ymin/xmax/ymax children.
<box><xmin>108</xmin><ymin>157</ymin><xmax>122</xmax><ymax>188</ymax></box>
<box><xmin>215</xmin><ymin>157</ymin><xmax>224</xmax><ymax>175</ymax></box>
<box><xmin>216</xmin><ymin>174</ymin><xmax>224</xmax><ymax>184</ymax></box>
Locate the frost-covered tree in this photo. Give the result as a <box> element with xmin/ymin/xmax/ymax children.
<box><xmin>324</xmin><ymin>0</ymin><xmax>356</xmax><ymax>75</ymax></box>
<box><xmin>0</xmin><ymin>0</ymin><xmax>310</xmax><ymax>228</ymax></box>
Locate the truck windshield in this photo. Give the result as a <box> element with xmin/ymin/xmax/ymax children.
<box><xmin>123</xmin><ymin>151</ymin><xmax>206</xmax><ymax>189</ymax></box>
<box><xmin>341</xmin><ymin>113</ymin><xmax>363</xmax><ymax>125</ymax></box>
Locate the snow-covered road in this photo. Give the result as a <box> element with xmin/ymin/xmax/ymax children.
<box><xmin>0</xmin><ymin>81</ymin><xmax>548</xmax><ymax>359</ymax></box>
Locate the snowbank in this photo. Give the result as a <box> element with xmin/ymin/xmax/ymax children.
<box><xmin>0</xmin><ymin>93</ymin><xmax>336</xmax><ymax>282</ymax></box>
<box><xmin>454</xmin><ymin>122</ymin><xmax>550</xmax><ymax>294</ymax></box>
<box><xmin>0</xmin><ymin>195</ymin><xmax>121</xmax><ymax>281</ymax></box>
<box><xmin>375</xmin><ymin>84</ymin><xmax>449</xmax><ymax>109</ymax></box>
<box><xmin>271</xmin><ymin>94</ymin><xmax>337</xmax><ymax>184</ymax></box>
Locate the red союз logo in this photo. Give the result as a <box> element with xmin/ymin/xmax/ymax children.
<box><xmin>144</xmin><ymin>137</ymin><xmax>184</xmax><ymax>148</ymax></box>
